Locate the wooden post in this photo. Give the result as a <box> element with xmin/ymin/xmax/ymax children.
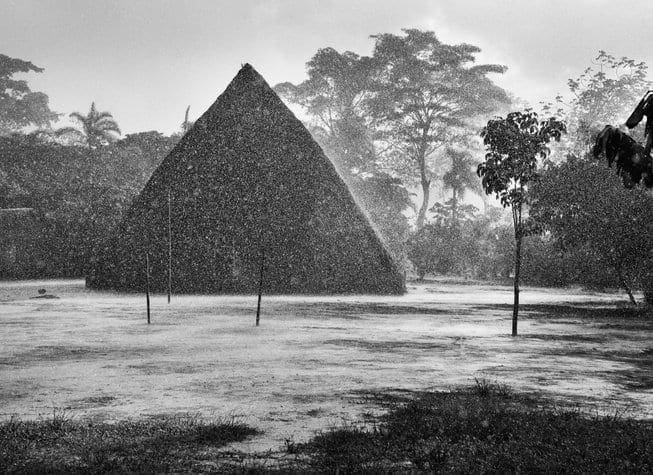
<box><xmin>167</xmin><ymin>189</ymin><xmax>172</xmax><ymax>304</ymax></box>
<box><xmin>255</xmin><ymin>248</ymin><xmax>264</xmax><ymax>326</ymax></box>
<box><xmin>145</xmin><ymin>253</ymin><xmax>151</xmax><ymax>324</ymax></box>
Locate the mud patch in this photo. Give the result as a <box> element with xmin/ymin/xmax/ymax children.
<box><xmin>290</xmin><ymin>302</ymin><xmax>455</xmax><ymax>319</ymax></box>
<box><xmin>0</xmin><ymin>345</ymin><xmax>167</xmax><ymax>366</ymax></box>
<box><xmin>474</xmin><ymin>303</ymin><xmax>653</xmax><ymax>323</ymax></box>
<box><xmin>606</xmin><ymin>348</ymin><xmax>653</xmax><ymax>390</ymax></box>
<box><xmin>524</xmin><ymin>333</ymin><xmax>609</xmax><ymax>343</ymax></box>
<box><xmin>0</xmin><ymin>345</ymin><xmax>107</xmax><ymax>365</ymax></box>
<box><xmin>0</xmin><ymin>389</ymin><xmax>28</xmax><ymax>403</ymax></box>
<box><xmin>324</xmin><ymin>338</ymin><xmax>450</xmax><ymax>352</ymax></box>
<box><xmin>67</xmin><ymin>395</ymin><xmax>117</xmax><ymax>409</ymax></box>
<box><xmin>128</xmin><ymin>361</ymin><xmax>203</xmax><ymax>375</ymax></box>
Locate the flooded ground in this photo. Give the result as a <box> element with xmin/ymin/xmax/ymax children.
<box><xmin>0</xmin><ymin>279</ymin><xmax>651</xmax><ymax>454</ymax></box>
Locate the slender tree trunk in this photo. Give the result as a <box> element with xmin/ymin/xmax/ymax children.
<box><xmin>416</xmin><ymin>150</ymin><xmax>431</xmax><ymax>230</ymax></box>
<box><xmin>451</xmin><ymin>187</ymin><xmax>458</xmax><ymax>228</ymax></box>
<box><xmin>512</xmin><ymin>234</ymin><xmax>522</xmax><ymax>336</ymax></box>
<box><xmin>256</xmin><ymin>248</ymin><xmax>264</xmax><ymax>326</ymax></box>
<box><xmin>167</xmin><ymin>189</ymin><xmax>172</xmax><ymax>304</ymax></box>
<box><xmin>417</xmin><ymin>182</ymin><xmax>430</xmax><ymax>230</ymax></box>
<box><xmin>145</xmin><ymin>253</ymin><xmax>151</xmax><ymax>325</ymax></box>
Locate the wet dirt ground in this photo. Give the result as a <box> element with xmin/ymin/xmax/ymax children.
<box><xmin>1</xmin><ymin>279</ymin><xmax>651</xmax><ymax>454</ymax></box>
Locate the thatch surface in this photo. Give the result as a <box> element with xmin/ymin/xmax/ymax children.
<box><xmin>87</xmin><ymin>64</ymin><xmax>404</xmax><ymax>294</ymax></box>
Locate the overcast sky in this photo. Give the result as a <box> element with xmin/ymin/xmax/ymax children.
<box><xmin>3</xmin><ymin>0</ymin><xmax>653</xmax><ymax>135</ymax></box>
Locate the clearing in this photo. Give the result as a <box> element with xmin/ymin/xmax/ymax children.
<box><xmin>0</xmin><ymin>279</ymin><xmax>651</xmax><ymax>455</ymax></box>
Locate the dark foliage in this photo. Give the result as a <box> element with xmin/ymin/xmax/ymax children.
<box><xmin>298</xmin><ymin>385</ymin><xmax>653</xmax><ymax>473</ymax></box>
<box><xmin>0</xmin><ymin>413</ymin><xmax>257</xmax><ymax>473</ymax></box>
<box><xmin>0</xmin><ymin>133</ymin><xmax>173</xmax><ymax>278</ymax></box>
<box><xmin>531</xmin><ymin>156</ymin><xmax>653</xmax><ymax>302</ymax></box>
<box><xmin>88</xmin><ymin>64</ymin><xmax>405</xmax><ymax>294</ymax></box>
<box><xmin>478</xmin><ymin>111</ymin><xmax>566</xmax><ymax>209</ymax></box>
<box><xmin>0</xmin><ymin>53</ymin><xmax>58</xmax><ymax>132</ymax></box>
<box><xmin>406</xmin><ymin>207</ymin><xmax>515</xmax><ymax>282</ymax></box>
<box><xmin>408</xmin><ymin>222</ymin><xmax>474</xmax><ymax>279</ymax></box>
<box><xmin>593</xmin><ymin>125</ymin><xmax>652</xmax><ymax>188</ymax></box>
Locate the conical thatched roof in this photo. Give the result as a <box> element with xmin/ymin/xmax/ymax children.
<box><xmin>86</xmin><ymin>64</ymin><xmax>405</xmax><ymax>294</ymax></box>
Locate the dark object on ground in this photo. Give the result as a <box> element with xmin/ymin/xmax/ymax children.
<box><xmin>30</xmin><ymin>289</ymin><xmax>59</xmax><ymax>299</ymax></box>
<box><xmin>87</xmin><ymin>64</ymin><xmax>404</xmax><ymax>295</ymax></box>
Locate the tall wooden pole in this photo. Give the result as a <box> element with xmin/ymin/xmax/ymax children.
<box><xmin>145</xmin><ymin>253</ymin><xmax>151</xmax><ymax>324</ymax></box>
<box><xmin>167</xmin><ymin>189</ymin><xmax>172</xmax><ymax>304</ymax></box>
<box><xmin>255</xmin><ymin>248</ymin><xmax>264</xmax><ymax>326</ymax></box>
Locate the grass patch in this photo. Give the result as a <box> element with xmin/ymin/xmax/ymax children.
<box><xmin>474</xmin><ymin>303</ymin><xmax>653</xmax><ymax>322</ymax></box>
<box><xmin>297</xmin><ymin>381</ymin><xmax>653</xmax><ymax>473</ymax></box>
<box><xmin>0</xmin><ymin>411</ymin><xmax>258</xmax><ymax>473</ymax></box>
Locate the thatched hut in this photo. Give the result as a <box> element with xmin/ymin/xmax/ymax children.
<box><xmin>86</xmin><ymin>64</ymin><xmax>405</xmax><ymax>294</ymax></box>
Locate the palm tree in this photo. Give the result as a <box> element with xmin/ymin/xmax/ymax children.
<box><xmin>441</xmin><ymin>147</ymin><xmax>477</xmax><ymax>227</ymax></box>
<box><xmin>57</xmin><ymin>102</ymin><xmax>121</xmax><ymax>148</ymax></box>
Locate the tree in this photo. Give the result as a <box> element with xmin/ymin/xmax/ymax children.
<box><xmin>0</xmin><ymin>133</ymin><xmax>163</xmax><ymax>278</ymax></box>
<box><xmin>563</xmin><ymin>51</ymin><xmax>651</xmax><ymax>155</ymax></box>
<box><xmin>57</xmin><ymin>102</ymin><xmax>121</xmax><ymax>148</ymax></box>
<box><xmin>275</xmin><ymin>47</ymin><xmax>377</xmax><ymax>172</ymax></box>
<box><xmin>369</xmin><ymin>29</ymin><xmax>510</xmax><ymax>229</ymax></box>
<box><xmin>118</xmin><ymin>131</ymin><xmax>176</xmax><ymax>167</ymax></box>
<box><xmin>441</xmin><ymin>147</ymin><xmax>478</xmax><ymax>228</ymax></box>
<box><xmin>407</xmin><ymin>222</ymin><xmax>464</xmax><ymax>278</ymax></box>
<box><xmin>0</xmin><ymin>53</ymin><xmax>58</xmax><ymax>133</ymax></box>
<box><xmin>531</xmin><ymin>157</ymin><xmax>653</xmax><ymax>304</ymax></box>
<box><xmin>478</xmin><ymin>111</ymin><xmax>565</xmax><ymax>336</ymax></box>
<box><xmin>535</xmin><ymin>52</ymin><xmax>653</xmax><ymax>305</ymax></box>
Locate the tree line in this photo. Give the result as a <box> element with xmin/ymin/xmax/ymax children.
<box><xmin>1</xmin><ymin>37</ymin><xmax>652</xmax><ymax>308</ymax></box>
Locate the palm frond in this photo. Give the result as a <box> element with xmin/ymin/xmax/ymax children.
<box><xmin>54</xmin><ymin>126</ymin><xmax>83</xmax><ymax>137</ymax></box>
<box><xmin>94</xmin><ymin>111</ymin><xmax>116</xmax><ymax>121</ymax></box>
<box><xmin>96</xmin><ymin>121</ymin><xmax>121</xmax><ymax>135</ymax></box>
<box><xmin>69</xmin><ymin>112</ymin><xmax>87</xmax><ymax>123</ymax></box>
<box><xmin>94</xmin><ymin>116</ymin><xmax>119</xmax><ymax>126</ymax></box>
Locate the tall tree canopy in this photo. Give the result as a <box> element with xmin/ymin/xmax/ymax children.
<box><xmin>277</xmin><ymin>30</ymin><xmax>510</xmax><ymax>236</ymax></box>
<box><xmin>563</xmin><ymin>51</ymin><xmax>651</xmax><ymax>155</ymax></box>
<box><xmin>276</xmin><ymin>47</ymin><xmax>377</xmax><ymax>172</ymax></box>
<box><xmin>0</xmin><ymin>53</ymin><xmax>58</xmax><ymax>133</ymax></box>
<box><xmin>370</xmin><ymin>29</ymin><xmax>510</xmax><ymax>228</ymax></box>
